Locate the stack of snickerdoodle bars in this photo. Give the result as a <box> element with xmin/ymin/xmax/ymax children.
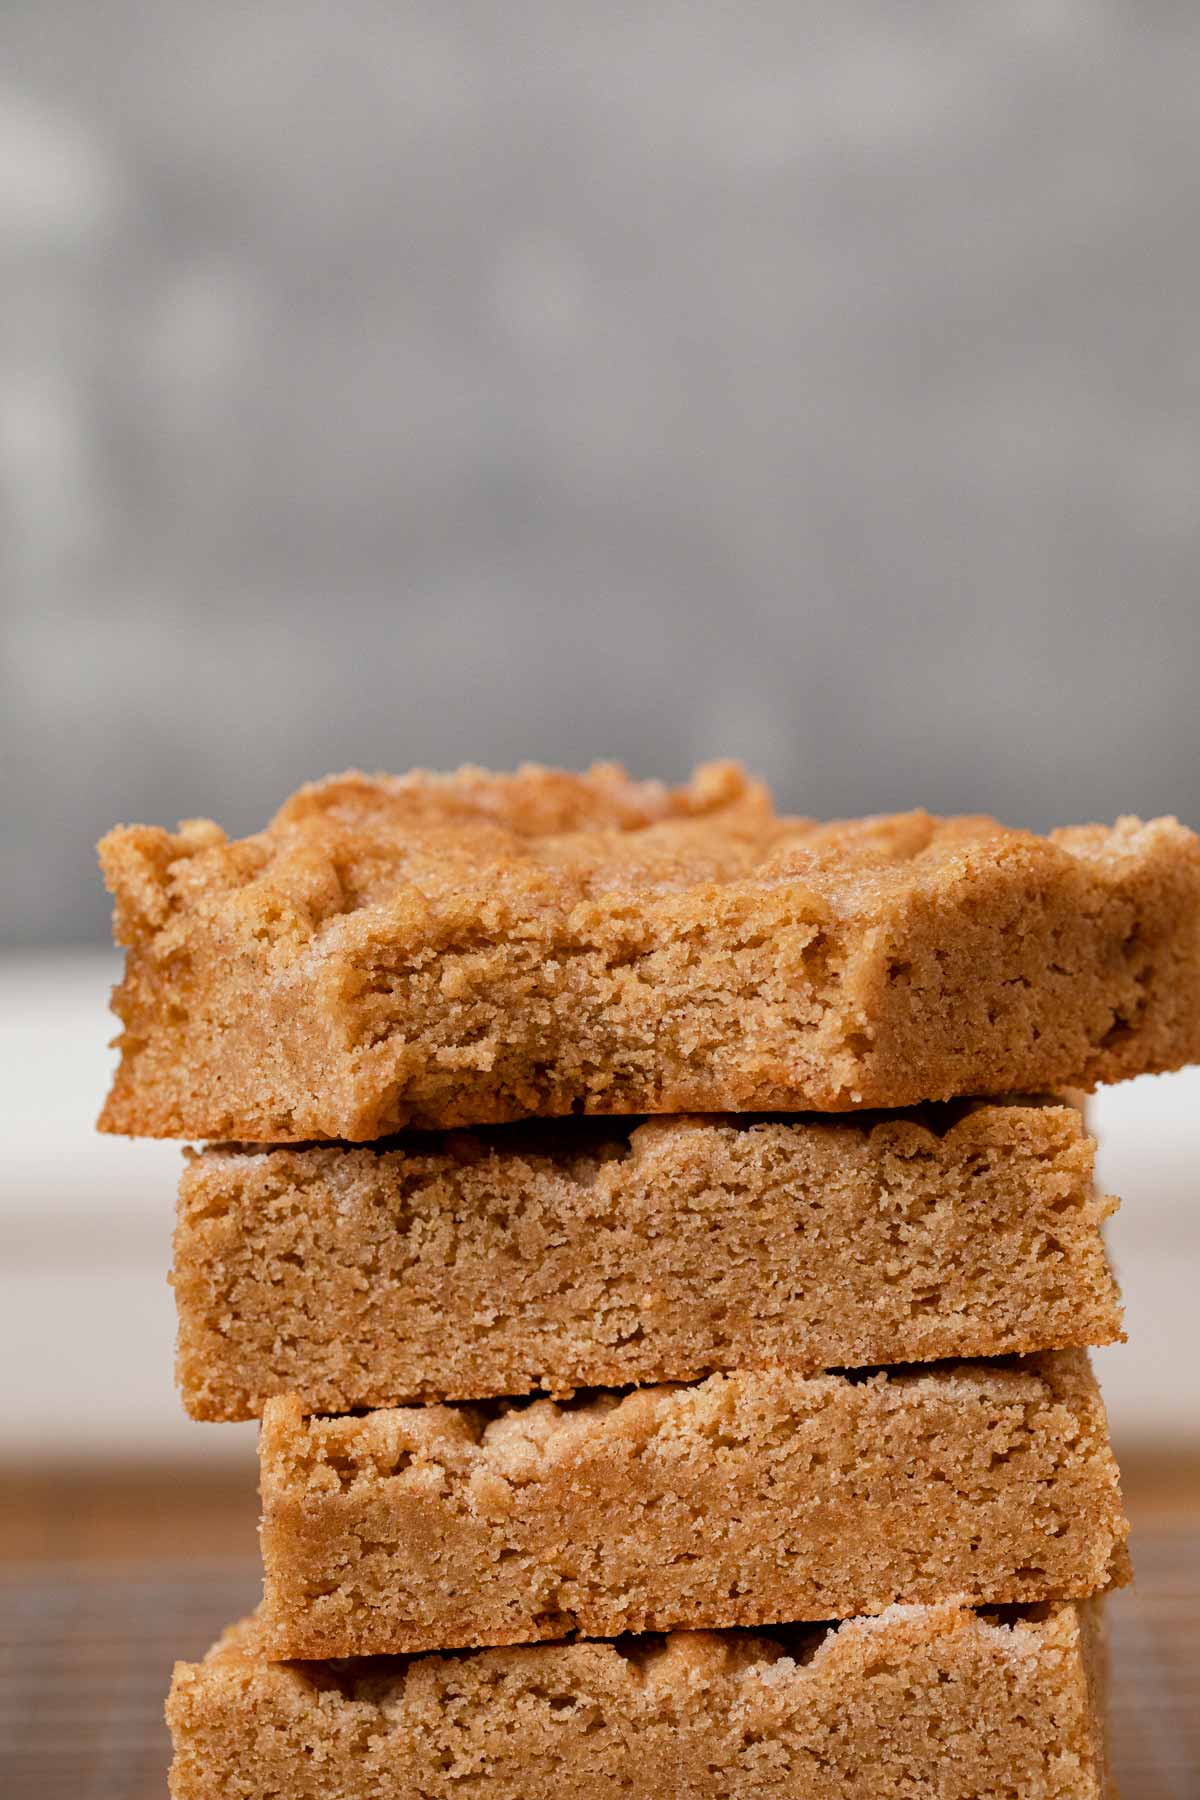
<box><xmin>97</xmin><ymin>763</ymin><xmax>1200</xmax><ymax>1800</ymax></box>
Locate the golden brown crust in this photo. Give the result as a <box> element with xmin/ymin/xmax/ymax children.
<box><xmin>256</xmin><ymin>1352</ymin><xmax>1128</xmax><ymax>1659</ymax></box>
<box><xmin>98</xmin><ymin>763</ymin><xmax>1200</xmax><ymax>1138</ymax></box>
<box><xmin>167</xmin><ymin>1599</ymin><xmax>1112</xmax><ymax>1799</ymax></box>
<box><xmin>174</xmin><ymin>1101</ymin><xmax>1122</xmax><ymax>1418</ymax></box>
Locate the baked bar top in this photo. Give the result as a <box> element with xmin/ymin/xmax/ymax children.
<box><xmin>167</xmin><ymin>1600</ymin><xmax>1111</xmax><ymax>1800</ymax></box>
<box><xmin>174</xmin><ymin>1100</ymin><xmax>1123</xmax><ymax>1419</ymax></box>
<box><xmin>257</xmin><ymin>1350</ymin><xmax>1128</xmax><ymax>1659</ymax></box>
<box><xmin>99</xmin><ymin>760</ymin><xmax>1200</xmax><ymax>1138</ymax></box>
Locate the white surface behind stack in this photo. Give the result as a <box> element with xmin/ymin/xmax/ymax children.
<box><xmin>0</xmin><ymin>948</ymin><xmax>1196</xmax><ymax>1462</ymax></box>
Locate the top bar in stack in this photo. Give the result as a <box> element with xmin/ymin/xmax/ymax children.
<box><xmin>98</xmin><ymin>762</ymin><xmax>1200</xmax><ymax>1139</ymax></box>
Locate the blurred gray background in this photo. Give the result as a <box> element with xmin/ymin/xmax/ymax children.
<box><xmin>3</xmin><ymin>0</ymin><xmax>1200</xmax><ymax>946</ymax></box>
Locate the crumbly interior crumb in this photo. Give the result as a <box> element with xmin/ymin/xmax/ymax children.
<box><xmin>98</xmin><ymin>762</ymin><xmax>1200</xmax><ymax>1139</ymax></box>
<box><xmin>167</xmin><ymin>1598</ymin><xmax>1112</xmax><ymax>1799</ymax></box>
<box><xmin>257</xmin><ymin>1352</ymin><xmax>1128</xmax><ymax>1659</ymax></box>
<box><xmin>174</xmin><ymin>1101</ymin><xmax>1122</xmax><ymax>1418</ymax></box>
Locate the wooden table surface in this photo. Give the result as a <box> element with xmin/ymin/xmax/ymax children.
<box><xmin>0</xmin><ymin>1455</ymin><xmax>1196</xmax><ymax>1799</ymax></box>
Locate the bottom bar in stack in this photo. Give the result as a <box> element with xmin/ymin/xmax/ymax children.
<box><xmin>168</xmin><ymin>1598</ymin><xmax>1110</xmax><ymax>1800</ymax></box>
